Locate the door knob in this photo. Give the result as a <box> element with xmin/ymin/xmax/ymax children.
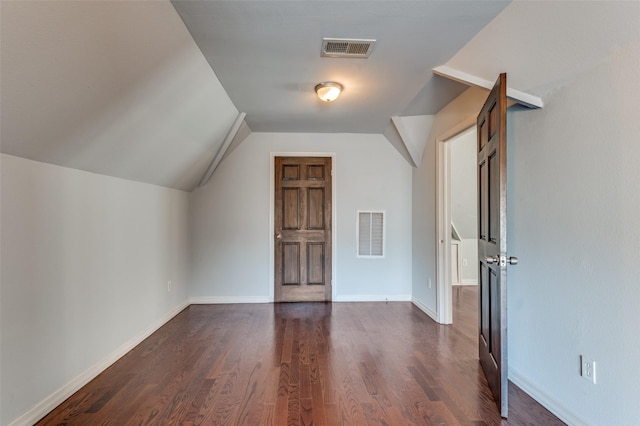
<box><xmin>485</xmin><ymin>255</ymin><xmax>518</xmax><ymax>265</ymax></box>
<box><xmin>276</xmin><ymin>233</ymin><xmax>281</xmax><ymax>239</ymax></box>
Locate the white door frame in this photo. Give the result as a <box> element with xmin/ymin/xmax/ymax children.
<box><xmin>435</xmin><ymin>121</ymin><xmax>476</xmax><ymax>324</ymax></box>
<box><xmin>269</xmin><ymin>152</ymin><xmax>337</xmax><ymax>302</ymax></box>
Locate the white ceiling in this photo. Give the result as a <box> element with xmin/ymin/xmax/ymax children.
<box><xmin>2</xmin><ymin>1</ymin><xmax>638</xmax><ymax>191</ymax></box>
<box><xmin>171</xmin><ymin>0</ymin><xmax>509</xmax><ymax>133</ymax></box>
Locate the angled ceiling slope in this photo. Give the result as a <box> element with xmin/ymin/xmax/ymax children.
<box><xmin>199</xmin><ymin>112</ymin><xmax>249</xmax><ymax>187</ymax></box>
<box><xmin>439</xmin><ymin>1</ymin><xmax>640</xmax><ymax>105</ymax></box>
<box><xmin>384</xmin><ymin>115</ymin><xmax>435</xmax><ymax>168</ymax></box>
<box><xmin>1</xmin><ymin>1</ymin><xmax>240</xmax><ymax>191</ymax></box>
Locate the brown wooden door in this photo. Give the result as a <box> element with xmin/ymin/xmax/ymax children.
<box><xmin>477</xmin><ymin>73</ymin><xmax>511</xmax><ymax>417</ymax></box>
<box><xmin>274</xmin><ymin>157</ymin><xmax>332</xmax><ymax>302</ymax></box>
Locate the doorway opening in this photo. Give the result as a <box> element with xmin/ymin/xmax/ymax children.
<box><xmin>436</xmin><ymin>124</ymin><xmax>478</xmax><ymax>324</ymax></box>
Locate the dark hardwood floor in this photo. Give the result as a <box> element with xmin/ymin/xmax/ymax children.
<box><xmin>37</xmin><ymin>287</ymin><xmax>564</xmax><ymax>425</ymax></box>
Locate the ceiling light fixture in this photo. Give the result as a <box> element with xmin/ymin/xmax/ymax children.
<box><xmin>315</xmin><ymin>82</ymin><xmax>343</xmax><ymax>102</ymax></box>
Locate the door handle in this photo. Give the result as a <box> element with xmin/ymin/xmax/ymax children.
<box><xmin>276</xmin><ymin>233</ymin><xmax>281</xmax><ymax>239</ymax></box>
<box><xmin>485</xmin><ymin>255</ymin><xmax>519</xmax><ymax>265</ymax></box>
<box><xmin>485</xmin><ymin>255</ymin><xmax>499</xmax><ymax>264</ymax></box>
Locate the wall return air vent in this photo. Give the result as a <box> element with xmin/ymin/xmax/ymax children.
<box><xmin>357</xmin><ymin>211</ymin><xmax>384</xmax><ymax>257</ymax></box>
<box><xmin>321</xmin><ymin>38</ymin><xmax>376</xmax><ymax>58</ymax></box>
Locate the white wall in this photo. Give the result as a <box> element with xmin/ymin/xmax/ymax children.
<box><xmin>506</xmin><ymin>43</ymin><xmax>640</xmax><ymax>425</ymax></box>
<box><xmin>412</xmin><ymin>87</ymin><xmax>487</xmax><ymax>316</ymax></box>
<box><xmin>0</xmin><ymin>154</ymin><xmax>190</xmax><ymax>426</ymax></box>
<box><xmin>450</xmin><ymin>129</ymin><xmax>478</xmax><ymax>284</ymax></box>
<box><xmin>407</xmin><ymin>44</ymin><xmax>640</xmax><ymax>423</ymax></box>
<box><xmin>413</xmin><ymin>46</ymin><xmax>640</xmax><ymax>423</ymax></box>
<box><xmin>190</xmin><ymin>132</ymin><xmax>413</xmax><ymax>302</ymax></box>
<box><xmin>458</xmin><ymin>239</ymin><xmax>478</xmax><ymax>284</ymax></box>
<box><xmin>450</xmin><ymin>128</ymin><xmax>477</xmax><ymax>240</ymax></box>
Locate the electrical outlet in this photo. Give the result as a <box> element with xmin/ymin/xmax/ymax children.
<box><xmin>580</xmin><ymin>355</ymin><xmax>596</xmax><ymax>384</ymax></box>
<box><xmin>463</xmin><ymin>259</ymin><xmax>468</xmax><ymax>267</ymax></box>
<box><xmin>168</xmin><ymin>280</ymin><xmax>172</xmax><ymax>292</ymax></box>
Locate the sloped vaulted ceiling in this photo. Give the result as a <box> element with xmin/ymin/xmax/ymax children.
<box><xmin>1</xmin><ymin>1</ymin><xmax>239</xmax><ymax>191</ymax></box>
<box><xmin>0</xmin><ymin>0</ymin><xmax>508</xmax><ymax>190</ymax></box>
<box><xmin>5</xmin><ymin>1</ymin><xmax>635</xmax><ymax>190</ymax></box>
<box><xmin>2</xmin><ymin>0</ymin><xmax>512</xmax><ymax>188</ymax></box>
<box><xmin>442</xmin><ymin>1</ymin><xmax>640</xmax><ymax>100</ymax></box>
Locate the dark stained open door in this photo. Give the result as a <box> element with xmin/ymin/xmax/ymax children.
<box><xmin>275</xmin><ymin>157</ymin><xmax>332</xmax><ymax>302</ymax></box>
<box><xmin>477</xmin><ymin>73</ymin><xmax>517</xmax><ymax>417</ymax></box>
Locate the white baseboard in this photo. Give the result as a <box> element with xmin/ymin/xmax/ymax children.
<box><xmin>509</xmin><ymin>368</ymin><xmax>589</xmax><ymax>426</ymax></box>
<box><xmin>334</xmin><ymin>294</ymin><xmax>412</xmax><ymax>302</ymax></box>
<box><xmin>191</xmin><ymin>295</ymin><xmax>412</xmax><ymax>304</ymax></box>
<box><xmin>8</xmin><ymin>301</ymin><xmax>190</xmax><ymax>426</ymax></box>
<box><xmin>461</xmin><ymin>279</ymin><xmax>478</xmax><ymax>285</ymax></box>
<box><xmin>411</xmin><ymin>297</ymin><xmax>438</xmax><ymax>322</ymax></box>
<box><xmin>189</xmin><ymin>296</ymin><xmax>270</xmax><ymax>304</ymax></box>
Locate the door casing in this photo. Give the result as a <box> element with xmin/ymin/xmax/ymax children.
<box><xmin>269</xmin><ymin>152</ymin><xmax>337</xmax><ymax>302</ymax></box>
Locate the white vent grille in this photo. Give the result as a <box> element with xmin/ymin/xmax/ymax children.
<box><xmin>358</xmin><ymin>211</ymin><xmax>384</xmax><ymax>257</ymax></box>
<box><xmin>321</xmin><ymin>38</ymin><xmax>375</xmax><ymax>58</ymax></box>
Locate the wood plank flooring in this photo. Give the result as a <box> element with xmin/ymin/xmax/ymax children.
<box><xmin>37</xmin><ymin>287</ymin><xmax>564</xmax><ymax>425</ymax></box>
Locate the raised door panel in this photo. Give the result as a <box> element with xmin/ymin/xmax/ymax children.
<box><xmin>283</xmin><ymin>188</ymin><xmax>300</xmax><ymax>230</ymax></box>
<box><xmin>307</xmin><ymin>243</ymin><xmax>325</xmax><ymax>285</ymax></box>
<box><xmin>283</xmin><ymin>243</ymin><xmax>300</xmax><ymax>285</ymax></box>
<box><xmin>307</xmin><ymin>188</ymin><xmax>325</xmax><ymax>230</ymax></box>
<box><xmin>488</xmin><ymin>150</ymin><xmax>499</xmax><ymax>244</ymax></box>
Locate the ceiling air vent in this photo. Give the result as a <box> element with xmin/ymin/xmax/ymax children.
<box><xmin>321</xmin><ymin>38</ymin><xmax>376</xmax><ymax>58</ymax></box>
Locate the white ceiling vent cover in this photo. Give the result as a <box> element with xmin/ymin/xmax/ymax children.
<box><xmin>321</xmin><ymin>38</ymin><xmax>376</xmax><ymax>58</ymax></box>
